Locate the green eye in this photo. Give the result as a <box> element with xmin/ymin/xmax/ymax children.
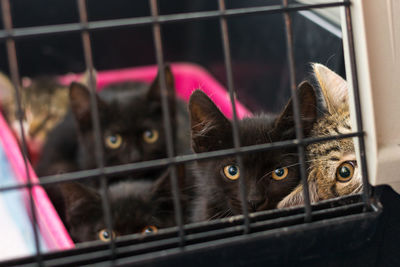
<box><xmin>143</xmin><ymin>129</ymin><xmax>159</xmax><ymax>144</ymax></box>
<box><xmin>336</xmin><ymin>161</ymin><xmax>355</xmax><ymax>182</ymax></box>
<box><xmin>105</xmin><ymin>134</ymin><xmax>122</xmax><ymax>149</ymax></box>
<box><xmin>272</xmin><ymin>167</ymin><xmax>288</xmax><ymax>180</ymax></box>
<box><xmin>223</xmin><ymin>165</ymin><xmax>240</xmax><ymax>180</ymax></box>
<box><xmin>98</xmin><ymin>229</ymin><xmax>116</xmax><ymax>242</ymax></box>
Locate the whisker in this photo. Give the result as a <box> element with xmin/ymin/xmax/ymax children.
<box><xmin>208</xmin><ymin>208</ymin><xmax>232</xmax><ymax>221</ymax></box>
<box><xmin>353</xmin><ymin>182</ymin><xmax>363</xmax><ymax>194</ymax></box>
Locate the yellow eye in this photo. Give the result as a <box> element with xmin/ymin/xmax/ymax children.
<box><xmin>98</xmin><ymin>229</ymin><xmax>116</xmax><ymax>242</ymax></box>
<box><xmin>223</xmin><ymin>165</ymin><xmax>240</xmax><ymax>180</ymax></box>
<box><xmin>336</xmin><ymin>161</ymin><xmax>355</xmax><ymax>182</ymax></box>
<box><xmin>143</xmin><ymin>129</ymin><xmax>159</xmax><ymax>144</ymax></box>
<box><xmin>272</xmin><ymin>167</ymin><xmax>289</xmax><ymax>180</ymax></box>
<box><xmin>142</xmin><ymin>225</ymin><xmax>158</xmax><ymax>234</ymax></box>
<box><xmin>105</xmin><ymin>134</ymin><xmax>122</xmax><ymax>149</ymax></box>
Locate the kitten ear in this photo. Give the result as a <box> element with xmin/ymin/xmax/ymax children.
<box><xmin>150</xmin><ymin>169</ymin><xmax>172</xmax><ymax>196</ymax></box>
<box><xmin>70</xmin><ymin>82</ymin><xmax>91</xmax><ymax>123</ymax></box>
<box><xmin>189</xmin><ymin>90</ymin><xmax>232</xmax><ymax>153</ymax></box>
<box><xmin>57</xmin><ymin>182</ymin><xmax>101</xmax><ymax>225</ymax></box>
<box><xmin>312</xmin><ymin>63</ymin><xmax>348</xmax><ymax>114</ymax></box>
<box><xmin>147</xmin><ymin>65</ymin><xmax>176</xmax><ymax>102</ymax></box>
<box><xmin>151</xmin><ymin>165</ymin><xmax>187</xmax><ymax>196</ymax></box>
<box><xmin>69</xmin><ymin>82</ymin><xmax>104</xmax><ymax>128</ymax></box>
<box><xmin>277</xmin><ymin>181</ymin><xmax>319</xmax><ymax>208</ymax></box>
<box><xmin>274</xmin><ymin>81</ymin><xmax>317</xmax><ymax>137</ymax></box>
<box><xmin>0</xmin><ymin>72</ymin><xmax>16</xmax><ymax>121</ymax></box>
<box><xmin>0</xmin><ymin>72</ymin><xmax>14</xmax><ymax>103</ymax></box>
<box><xmin>80</xmin><ymin>68</ymin><xmax>97</xmax><ymax>87</ymax></box>
<box><xmin>59</xmin><ymin>182</ymin><xmax>100</xmax><ymax>208</ymax></box>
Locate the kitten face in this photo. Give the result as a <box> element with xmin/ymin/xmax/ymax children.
<box><xmin>194</xmin><ymin>145</ymin><xmax>303</xmax><ymax>216</ymax></box>
<box><xmin>0</xmin><ymin>74</ymin><xmax>70</xmax><ymax>146</ymax></box>
<box><xmin>69</xmin><ymin>66</ymin><xmax>181</xmax><ymax>172</ymax></box>
<box><xmin>60</xmin><ymin>173</ymin><xmax>174</xmax><ymax>243</ymax></box>
<box><xmin>306</xmin><ymin>107</ymin><xmax>362</xmax><ymax>200</ymax></box>
<box><xmin>189</xmin><ymin>86</ymin><xmax>317</xmax><ymax>221</ymax></box>
<box><xmin>277</xmin><ymin>64</ymin><xmax>362</xmax><ymax>208</ymax></box>
<box><xmin>22</xmin><ymin>78</ymin><xmax>69</xmax><ymax>143</ymax></box>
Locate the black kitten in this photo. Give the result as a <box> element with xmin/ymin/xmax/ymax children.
<box><xmin>36</xmin><ymin>66</ymin><xmax>190</xmax><ymax>183</ymax></box>
<box><xmin>189</xmin><ymin>83</ymin><xmax>317</xmax><ymax>222</ymax></box>
<box><xmin>57</xmin><ymin>170</ymin><xmax>177</xmax><ymax>243</ymax></box>
<box><xmin>34</xmin><ymin>67</ymin><xmax>192</xmax><ymax>241</ymax></box>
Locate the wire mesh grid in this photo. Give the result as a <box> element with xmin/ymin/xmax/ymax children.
<box><xmin>0</xmin><ymin>0</ymin><xmax>375</xmax><ymax>266</ymax></box>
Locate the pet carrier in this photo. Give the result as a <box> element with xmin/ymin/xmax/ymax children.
<box><xmin>0</xmin><ymin>106</ymin><xmax>74</xmax><ymax>261</ymax></box>
<box><xmin>0</xmin><ymin>0</ymin><xmax>399</xmax><ymax>266</ymax></box>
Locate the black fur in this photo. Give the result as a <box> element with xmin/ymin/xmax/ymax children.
<box><xmin>189</xmin><ymin>82</ymin><xmax>317</xmax><ymax>222</ymax></box>
<box><xmin>35</xmin><ymin>66</ymin><xmax>192</xmax><ymax>241</ymax></box>
<box><xmin>36</xmin><ymin>66</ymin><xmax>190</xmax><ymax>183</ymax></box>
<box><xmin>59</xmin><ymin>171</ymin><xmax>177</xmax><ymax>243</ymax></box>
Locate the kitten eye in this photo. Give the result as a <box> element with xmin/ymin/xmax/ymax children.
<box><xmin>336</xmin><ymin>161</ymin><xmax>355</xmax><ymax>182</ymax></box>
<box><xmin>142</xmin><ymin>225</ymin><xmax>158</xmax><ymax>234</ymax></box>
<box><xmin>143</xmin><ymin>129</ymin><xmax>159</xmax><ymax>144</ymax></box>
<box><xmin>105</xmin><ymin>134</ymin><xmax>123</xmax><ymax>149</ymax></box>
<box><xmin>271</xmin><ymin>167</ymin><xmax>289</xmax><ymax>180</ymax></box>
<box><xmin>223</xmin><ymin>165</ymin><xmax>240</xmax><ymax>180</ymax></box>
<box><xmin>98</xmin><ymin>229</ymin><xmax>116</xmax><ymax>242</ymax></box>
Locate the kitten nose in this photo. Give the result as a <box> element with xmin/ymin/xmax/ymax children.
<box><xmin>129</xmin><ymin>150</ymin><xmax>141</xmax><ymax>162</ymax></box>
<box><xmin>247</xmin><ymin>184</ymin><xmax>266</xmax><ymax>211</ymax></box>
<box><xmin>248</xmin><ymin>198</ymin><xmax>265</xmax><ymax>211</ymax></box>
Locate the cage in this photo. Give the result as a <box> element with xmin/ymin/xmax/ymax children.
<box><xmin>0</xmin><ymin>0</ymin><xmax>399</xmax><ymax>266</ymax></box>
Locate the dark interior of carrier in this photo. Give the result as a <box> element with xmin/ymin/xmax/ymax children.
<box><xmin>1</xmin><ymin>0</ymin><xmax>400</xmax><ymax>266</ymax></box>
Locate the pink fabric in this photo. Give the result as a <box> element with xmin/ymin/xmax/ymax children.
<box><xmin>0</xmin><ymin>113</ymin><xmax>74</xmax><ymax>250</ymax></box>
<box><xmin>59</xmin><ymin>63</ymin><xmax>251</xmax><ymax>119</ymax></box>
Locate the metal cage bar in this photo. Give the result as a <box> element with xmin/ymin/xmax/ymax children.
<box><xmin>0</xmin><ymin>2</ymin><xmax>348</xmax><ymax>42</ymax></box>
<box><xmin>282</xmin><ymin>0</ymin><xmax>312</xmax><ymax>222</ymax></box>
<box><xmin>217</xmin><ymin>0</ymin><xmax>250</xmax><ymax>234</ymax></box>
<box><xmin>0</xmin><ymin>0</ymin><xmax>42</xmax><ymax>265</ymax></box>
<box><xmin>76</xmin><ymin>0</ymin><xmax>116</xmax><ymax>261</ymax></box>
<box><xmin>149</xmin><ymin>0</ymin><xmax>186</xmax><ymax>247</ymax></box>
<box><xmin>0</xmin><ymin>132</ymin><xmax>362</xmax><ymax>194</ymax></box>
<box><xmin>342</xmin><ymin>1</ymin><xmax>371</xmax><ymax>208</ymax></box>
<box><xmin>0</xmin><ymin>0</ymin><xmax>371</xmax><ymax>265</ymax></box>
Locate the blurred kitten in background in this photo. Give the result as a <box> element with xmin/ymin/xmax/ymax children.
<box><xmin>0</xmin><ymin>72</ymin><xmax>90</xmax><ymax>163</ymax></box>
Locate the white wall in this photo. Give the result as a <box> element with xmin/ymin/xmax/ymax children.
<box><xmin>342</xmin><ymin>0</ymin><xmax>400</xmax><ymax>192</ymax></box>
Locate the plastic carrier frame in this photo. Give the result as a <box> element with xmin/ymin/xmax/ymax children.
<box><xmin>0</xmin><ymin>0</ymin><xmax>380</xmax><ymax>266</ymax></box>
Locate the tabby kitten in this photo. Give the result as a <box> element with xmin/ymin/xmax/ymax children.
<box><xmin>20</xmin><ymin>76</ymin><xmax>70</xmax><ymax>145</ymax></box>
<box><xmin>277</xmin><ymin>64</ymin><xmax>362</xmax><ymax>208</ymax></box>
<box><xmin>36</xmin><ymin>66</ymin><xmax>190</xmax><ymax>183</ymax></box>
<box><xmin>189</xmin><ymin>83</ymin><xmax>317</xmax><ymax>222</ymax></box>
<box><xmin>0</xmin><ymin>73</ymin><xmax>70</xmax><ymax>162</ymax></box>
<box><xmin>0</xmin><ymin>72</ymin><xmax>17</xmax><ymax>125</ymax></box>
<box><xmin>58</xmin><ymin>170</ymin><xmax>176</xmax><ymax>243</ymax></box>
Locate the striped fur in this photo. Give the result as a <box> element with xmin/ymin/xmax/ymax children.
<box><xmin>278</xmin><ymin>64</ymin><xmax>362</xmax><ymax>208</ymax></box>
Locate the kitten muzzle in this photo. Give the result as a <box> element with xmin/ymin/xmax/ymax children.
<box><xmin>129</xmin><ymin>150</ymin><xmax>141</xmax><ymax>162</ymax></box>
<box><xmin>248</xmin><ymin>198</ymin><xmax>268</xmax><ymax>212</ymax></box>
